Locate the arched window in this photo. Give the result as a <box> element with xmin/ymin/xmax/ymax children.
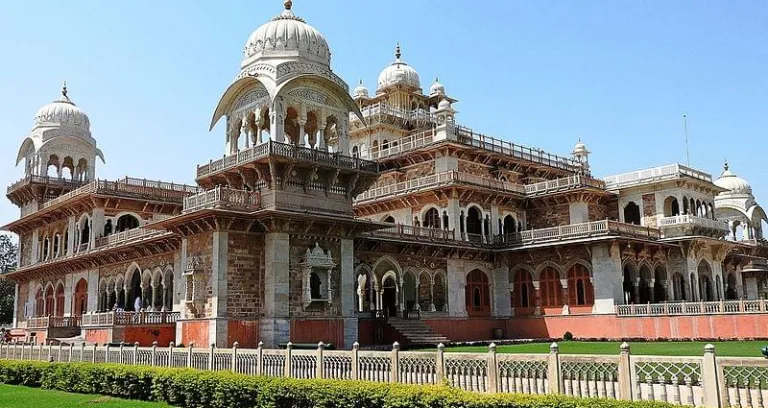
<box><xmin>465</xmin><ymin>270</ymin><xmax>490</xmax><ymax>317</ymax></box>
<box><xmin>653</xmin><ymin>267</ymin><xmax>667</xmax><ymax>303</ymax></box>
<box><xmin>672</xmin><ymin>273</ymin><xmax>686</xmax><ymax>301</ymax></box>
<box><xmin>466</xmin><ymin>207</ymin><xmax>482</xmax><ymax>241</ymax></box>
<box><xmin>44</xmin><ymin>286</ymin><xmax>55</xmax><ymax>316</ymax></box>
<box><xmin>664</xmin><ymin>197</ymin><xmax>680</xmax><ymax>217</ymax></box>
<box><xmin>567</xmin><ymin>264</ymin><xmax>594</xmax><ymax>306</ymax></box>
<box><xmin>726</xmin><ymin>273</ymin><xmax>738</xmax><ymax>300</ymax></box>
<box><xmin>383</xmin><ymin>216</ymin><xmax>395</xmax><ymax>224</ymax></box>
<box><xmin>73</xmin><ymin>279</ymin><xmax>88</xmax><ymax>315</ymax></box>
<box><xmin>513</xmin><ymin>270</ymin><xmax>534</xmax><ymax>309</ymax></box>
<box><xmin>104</xmin><ymin>219</ymin><xmax>113</xmax><ymax>236</ymax></box>
<box><xmin>42</xmin><ymin>237</ymin><xmax>50</xmax><ymax>260</ymax></box>
<box><xmin>116</xmin><ymin>214</ymin><xmax>140</xmax><ymax>232</ymax></box>
<box><xmin>63</xmin><ymin>230</ymin><xmax>69</xmax><ymax>255</ymax></box>
<box><xmin>623</xmin><ymin>202</ymin><xmax>641</xmax><ymax>225</ymax></box>
<box><xmin>503</xmin><ymin>215</ymin><xmax>516</xmax><ymax>234</ymax></box>
<box><xmin>442</xmin><ymin>211</ymin><xmax>449</xmax><ymax>230</ymax></box>
<box><xmin>35</xmin><ymin>288</ymin><xmax>45</xmax><ymax>316</ymax></box>
<box><xmin>683</xmin><ymin>196</ymin><xmax>690</xmax><ymax>214</ymax></box>
<box><xmin>382</xmin><ymin>139</ymin><xmax>389</xmax><ymax>150</ymax></box>
<box><xmin>310</xmin><ymin>271</ymin><xmax>322</xmax><ymax>299</ymax></box>
<box><xmin>539</xmin><ymin>267</ymin><xmax>563</xmax><ymax>307</ymax></box>
<box><xmin>80</xmin><ymin>218</ymin><xmax>90</xmax><ymax>246</ymax></box>
<box><xmin>55</xmin><ymin>283</ymin><xmax>65</xmax><ymax>317</ymax></box>
<box><xmin>352</xmin><ymin>146</ymin><xmax>359</xmax><ymax>158</ymax></box>
<box><xmin>423</xmin><ymin>208</ymin><xmax>440</xmax><ymax>229</ymax></box>
<box><xmin>53</xmin><ymin>234</ymin><xmax>60</xmax><ymax>257</ymax></box>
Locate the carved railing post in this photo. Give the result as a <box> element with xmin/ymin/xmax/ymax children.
<box><xmin>105</xmin><ymin>344</ymin><xmax>111</xmax><ymax>364</ymax></box>
<box><xmin>548</xmin><ymin>342</ymin><xmax>562</xmax><ymax>394</ymax></box>
<box><xmin>57</xmin><ymin>342</ymin><xmax>63</xmax><ymax>362</ymax></box>
<box><xmin>151</xmin><ymin>341</ymin><xmax>157</xmax><ymax>367</ymax></box>
<box><xmin>80</xmin><ymin>342</ymin><xmax>86</xmax><ymax>362</ymax></box>
<box><xmin>618</xmin><ymin>342</ymin><xmax>632</xmax><ymax>400</ymax></box>
<box><xmin>391</xmin><ymin>342</ymin><xmax>400</xmax><ymax>383</ymax></box>
<box><xmin>351</xmin><ymin>342</ymin><xmax>360</xmax><ymax>381</ymax></box>
<box><xmin>168</xmin><ymin>342</ymin><xmax>175</xmax><ymax>368</ymax></box>
<box><xmin>91</xmin><ymin>343</ymin><xmax>97</xmax><ymax>364</ymax></box>
<box><xmin>436</xmin><ymin>343</ymin><xmax>445</xmax><ymax>384</ymax></box>
<box><xmin>257</xmin><ymin>342</ymin><xmax>263</xmax><ymax>376</ymax></box>
<box><xmin>701</xmin><ymin>344</ymin><xmax>722</xmax><ymax>408</ymax></box>
<box><xmin>187</xmin><ymin>343</ymin><xmax>194</xmax><ymax>368</ymax></box>
<box><xmin>231</xmin><ymin>342</ymin><xmax>238</xmax><ymax>373</ymax></box>
<box><xmin>119</xmin><ymin>343</ymin><xmax>124</xmax><ymax>364</ymax></box>
<box><xmin>284</xmin><ymin>342</ymin><xmax>293</xmax><ymax>378</ymax></box>
<box><xmin>209</xmin><ymin>343</ymin><xmax>215</xmax><ymax>371</ymax></box>
<box><xmin>488</xmin><ymin>343</ymin><xmax>499</xmax><ymax>393</ymax></box>
<box><xmin>133</xmin><ymin>342</ymin><xmax>139</xmax><ymax>365</ymax></box>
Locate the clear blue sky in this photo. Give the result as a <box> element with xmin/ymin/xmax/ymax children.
<box><xmin>1</xmin><ymin>1</ymin><xmax>766</xmax><ymax>231</ymax></box>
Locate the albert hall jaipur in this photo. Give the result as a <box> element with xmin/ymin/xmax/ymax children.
<box><xmin>3</xmin><ymin>1</ymin><xmax>767</xmax><ymax>349</ymax></box>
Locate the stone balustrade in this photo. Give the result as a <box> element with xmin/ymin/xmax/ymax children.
<box><xmin>80</xmin><ymin>311</ymin><xmax>180</xmax><ymax>327</ymax></box>
<box><xmin>2</xmin><ymin>341</ymin><xmax>761</xmax><ymax>407</ymax></box>
<box><xmin>6</xmin><ymin>174</ymin><xmax>86</xmax><ymax>195</ymax></box>
<box><xmin>657</xmin><ymin>214</ymin><xmax>730</xmax><ymax>233</ymax></box>
<box><xmin>616</xmin><ymin>299</ymin><xmax>768</xmax><ymax>316</ymax></box>
<box><xmin>183</xmin><ymin>186</ymin><xmax>262</xmax><ymax>213</ymax></box>
<box><xmin>361</xmin><ymin>128</ymin><xmax>436</xmax><ymax>160</ymax></box>
<box><xmin>25</xmin><ymin>316</ymin><xmax>81</xmax><ymax>329</ymax></box>
<box><xmin>524</xmin><ymin>174</ymin><xmax>607</xmax><ymax>196</ymax></box>
<box><xmin>196</xmin><ymin>140</ymin><xmax>378</xmax><ymax>179</ymax></box>
<box><xmin>603</xmin><ymin>163</ymin><xmax>712</xmax><ymax>189</ymax></box>
<box><xmin>350</xmin><ymin>102</ymin><xmax>437</xmax><ymax>125</ymax></box>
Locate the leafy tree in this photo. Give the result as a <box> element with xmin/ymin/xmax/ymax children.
<box><xmin>0</xmin><ymin>235</ymin><xmax>18</xmax><ymax>325</ymax></box>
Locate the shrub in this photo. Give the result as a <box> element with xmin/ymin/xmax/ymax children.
<box><xmin>0</xmin><ymin>360</ymin><xmax>680</xmax><ymax>408</ymax></box>
<box><xmin>563</xmin><ymin>331</ymin><xmax>574</xmax><ymax>341</ymax></box>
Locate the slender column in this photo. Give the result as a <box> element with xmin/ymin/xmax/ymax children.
<box><xmin>532</xmin><ymin>281</ymin><xmax>542</xmax><ymax>316</ymax></box>
<box><xmin>429</xmin><ymin>281</ymin><xmax>436</xmax><ymax>312</ymax></box>
<box><xmin>298</xmin><ymin>119</ymin><xmax>307</xmax><ymax>147</ymax></box>
<box><xmin>317</xmin><ymin>126</ymin><xmax>326</xmax><ymax>151</ymax></box>
<box><xmin>462</xmin><ymin>213</ymin><xmax>468</xmax><ymax>241</ymax></box>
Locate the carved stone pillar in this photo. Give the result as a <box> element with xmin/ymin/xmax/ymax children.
<box><xmin>532</xmin><ymin>280</ymin><xmax>542</xmax><ymax>316</ymax></box>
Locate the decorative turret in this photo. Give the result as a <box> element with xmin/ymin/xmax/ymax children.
<box><xmin>571</xmin><ymin>139</ymin><xmax>590</xmax><ymax>174</ymax></box>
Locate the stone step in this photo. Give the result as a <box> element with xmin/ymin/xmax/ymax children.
<box><xmin>386</xmin><ymin>318</ymin><xmax>450</xmax><ymax>346</ymax></box>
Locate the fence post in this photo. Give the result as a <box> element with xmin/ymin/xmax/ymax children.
<box><xmin>316</xmin><ymin>342</ymin><xmax>325</xmax><ymax>379</ymax></box>
<box><xmin>133</xmin><ymin>342</ymin><xmax>139</xmax><ymax>365</ymax></box>
<box><xmin>80</xmin><ymin>343</ymin><xmax>85</xmax><ymax>362</ymax></box>
<box><xmin>187</xmin><ymin>343</ymin><xmax>194</xmax><ymax>368</ymax></box>
<box><xmin>257</xmin><ymin>342</ymin><xmax>263</xmax><ymax>376</ymax></box>
<box><xmin>231</xmin><ymin>342</ymin><xmax>238</xmax><ymax>373</ymax></box>
<box><xmin>18</xmin><ymin>343</ymin><xmax>24</xmax><ymax>361</ymax></box>
<box><xmin>618</xmin><ymin>342</ymin><xmax>632</xmax><ymax>400</ymax></box>
<box><xmin>209</xmin><ymin>343</ymin><xmax>215</xmax><ymax>371</ymax></box>
<box><xmin>92</xmin><ymin>343</ymin><xmax>97</xmax><ymax>363</ymax></box>
<box><xmin>57</xmin><ymin>342</ymin><xmax>63</xmax><ymax>362</ymax></box>
<box><xmin>168</xmin><ymin>342</ymin><xmax>175</xmax><ymax>368</ymax></box>
<box><xmin>151</xmin><ymin>342</ymin><xmax>157</xmax><ymax>366</ymax></box>
<box><xmin>391</xmin><ymin>342</ymin><xmax>400</xmax><ymax>383</ymax></box>
<box><xmin>436</xmin><ymin>343</ymin><xmax>445</xmax><ymax>384</ymax></box>
<box><xmin>488</xmin><ymin>343</ymin><xmax>499</xmax><ymax>393</ymax></box>
<box><xmin>548</xmin><ymin>342</ymin><xmax>561</xmax><ymax>394</ymax></box>
<box><xmin>351</xmin><ymin>342</ymin><xmax>360</xmax><ymax>381</ymax></box>
<box><xmin>105</xmin><ymin>343</ymin><xmax>111</xmax><ymax>364</ymax></box>
<box><xmin>119</xmin><ymin>343</ymin><xmax>124</xmax><ymax>364</ymax></box>
<box><xmin>702</xmin><ymin>344</ymin><xmax>722</xmax><ymax>408</ymax></box>
<box><xmin>69</xmin><ymin>343</ymin><xmax>74</xmax><ymax>363</ymax></box>
<box><xmin>284</xmin><ymin>342</ymin><xmax>293</xmax><ymax>378</ymax></box>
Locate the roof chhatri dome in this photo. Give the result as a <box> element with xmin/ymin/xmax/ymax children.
<box><xmin>242</xmin><ymin>0</ymin><xmax>331</xmax><ymax>67</ymax></box>
<box><xmin>572</xmin><ymin>139</ymin><xmax>589</xmax><ymax>156</ymax></box>
<box><xmin>34</xmin><ymin>82</ymin><xmax>90</xmax><ymax>130</ymax></box>
<box><xmin>377</xmin><ymin>44</ymin><xmax>421</xmax><ymax>91</ymax></box>
<box><xmin>715</xmin><ymin>160</ymin><xmax>752</xmax><ymax>195</ymax></box>
<box><xmin>353</xmin><ymin>79</ymin><xmax>369</xmax><ymax>98</ymax></box>
<box><xmin>429</xmin><ymin>77</ymin><xmax>445</xmax><ymax>96</ymax></box>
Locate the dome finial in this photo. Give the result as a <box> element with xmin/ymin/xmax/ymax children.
<box><xmin>395</xmin><ymin>42</ymin><xmax>401</xmax><ymax>61</ymax></box>
<box><xmin>724</xmin><ymin>159</ymin><xmax>729</xmax><ymax>171</ymax></box>
<box><xmin>62</xmin><ymin>81</ymin><xmax>68</xmax><ymax>98</ymax></box>
<box><xmin>284</xmin><ymin>0</ymin><xmax>292</xmax><ymax>10</ymax></box>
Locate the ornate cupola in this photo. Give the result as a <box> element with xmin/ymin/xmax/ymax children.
<box><xmin>8</xmin><ymin>83</ymin><xmax>105</xmax><ymax>211</ymax></box>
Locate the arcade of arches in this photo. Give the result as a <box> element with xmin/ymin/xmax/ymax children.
<box><xmin>511</xmin><ymin>263</ymin><xmax>595</xmax><ymax>316</ymax></box>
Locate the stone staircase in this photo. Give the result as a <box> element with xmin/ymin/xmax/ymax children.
<box><xmin>386</xmin><ymin>318</ymin><xmax>450</xmax><ymax>346</ymax></box>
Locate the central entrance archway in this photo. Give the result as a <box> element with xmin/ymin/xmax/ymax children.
<box><xmin>382</xmin><ymin>275</ymin><xmax>398</xmax><ymax>317</ymax></box>
<box><xmin>465</xmin><ymin>269</ymin><xmax>491</xmax><ymax>317</ymax></box>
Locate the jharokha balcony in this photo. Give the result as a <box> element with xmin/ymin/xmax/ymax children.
<box><xmin>81</xmin><ymin>310</ymin><xmax>180</xmax><ymax>327</ymax></box>
<box><xmin>603</xmin><ymin>163</ymin><xmax>713</xmax><ymax>190</ymax></box>
<box><xmin>657</xmin><ymin>214</ymin><xmax>730</xmax><ymax>238</ymax></box>
<box><xmin>182</xmin><ymin>186</ymin><xmax>262</xmax><ymax>213</ymax></box>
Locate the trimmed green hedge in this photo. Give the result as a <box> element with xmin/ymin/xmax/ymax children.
<box><xmin>0</xmin><ymin>360</ymin><xmax>682</xmax><ymax>408</ymax></box>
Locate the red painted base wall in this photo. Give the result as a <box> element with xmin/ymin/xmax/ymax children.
<box><xmin>180</xmin><ymin>321</ymin><xmax>209</xmax><ymax>347</ymax></box>
<box><xmin>228</xmin><ymin>320</ymin><xmax>259</xmax><ymax>348</ymax></box>
<box><xmin>123</xmin><ymin>326</ymin><xmax>175</xmax><ymax>347</ymax></box>
<box><xmin>422</xmin><ymin>314</ymin><xmax>768</xmax><ymax>341</ymax></box>
<box><xmin>290</xmin><ymin>319</ymin><xmax>344</xmax><ymax>348</ymax></box>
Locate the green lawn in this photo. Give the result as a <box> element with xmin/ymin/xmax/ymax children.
<box><xmin>0</xmin><ymin>384</ymin><xmax>171</xmax><ymax>408</ymax></box>
<box><xmin>444</xmin><ymin>341</ymin><xmax>768</xmax><ymax>357</ymax></box>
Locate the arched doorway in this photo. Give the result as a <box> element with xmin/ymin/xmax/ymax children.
<box><xmin>622</xmin><ymin>264</ymin><xmax>636</xmax><ymax>304</ymax></box>
<box><xmin>567</xmin><ymin>264</ymin><xmax>594</xmax><ymax>306</ymax></box>
<box><xmin>466</xmin><ymin>207</ymin><xmax>482</xmax><ymax>242</ymax></box>
<box><xmin>35</xmin><ymin>288</ymin><xmax>45</xmax><ymax>316</ymax></box>
<box><xmin>672</xmin><ymin>273</ymin><xmax>686</xmax><ymax>301</ymax></box>
<box><xmin>423</xmin><ymin>208</ymin><xmax>440</xmax><ymax>229</ymax></box>
<box><xmin>698</xmin><ymin>261</ymin><xmax>714</xmax><ymax>301</ymax></box>
<box><xmin>73</xmin><ymin>279</ymin><xmax>88</xmax><ymax>315</ymax></box>
<box><xmin>116</xmin><ymin>214</ymin><xmax>140</xmax><ymax>232</ymax></box>
<box><xmin>381</xmin><ymin>275</ymin><xmax>398</xmax><ymax>317</ymax></box>
<box><xmin>503</xmin><ymin>215</ymin><xmax>516</xmax><ymax>234</ymax></box>
<box><xmin>638</xmin><ymin>266</ymin><xmax>652</xmax><ymax>304</ymax></box>
<box><xmin>726</xmin><ymin>273</ymin><xmax>738</xmax><ymax>300</ymax></box>
<box><xmin>539</xmin><ymin>267</ymin><xmax>563</xmax><ymax>309</ymax></box>
<box><xmin>55</xmin><ymin>283</ymin><xmax>65</xmax><ymax>317</ymax></box>
<box><xmin>653</xmin><ymin>267</ymin><xmax>667</xmax><ymax>303</ymax></box>
<box><xmin>465</xmin><ymin>269</ymin><xmax>491</xmax><ymax>317</ymax></box>
<box><xmin>403</xmin><ymin>272</ymin><xmax>417</xmax><ymax>313</ymax></box>
<box><xmin>44</xmin><ymin>285</ymin><xmax>55</xmax><ymax>316</ymax></box>
<box><xmin>512</xmin><ymin>270</ymin><xmax>534</xmax><ymax>314</ymax></box>
<box><xmin>624</xmin><ymin>202</ymin><xmax>641</xmax><ymax>225</ymax></box>
<box><xmin>128</xmin><ymin>269</ymin><xmax>142</xmax><ymax>311</ymax></box>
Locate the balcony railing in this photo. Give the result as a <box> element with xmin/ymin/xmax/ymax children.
<box><xmin>183</xmin><ymin>187</ymin><xmax>262</xmax><ymax>213</ymax></box>
<box><xmin>81</xmin><ymin>311</ymin><xmax>180</xmax><ymax>327</ymax></box>
<box><xmin>361</xmin><ymin>129</ymin><xmax>436</xmax><ymax>161</ymax></box>
<box><xmin>657</xmin><ymin>214</ymin><xmax>730</xmax><ymax>233</ymax></box>
<box><xmin>495</xmin><ymin>220</ymin><xmax>661</xmax><ymax>246</ymax></box>
<box><xmin>454</xmin><ymin>126</ymin><xmax>580</xmax><ymax>172</ymax></box>
<box><xmin>364</xmin><ymin>224</ymin><xmax>457</xmax><ymax>242</ymax></box>
<box><xmin>603</xmin><ymin>163</ymin><xmax>712</xmax><ymax>189</ymax></box>
<box><xmin>524</xmin><ymin>174</ymin><xmax>607</xmax><ymax>196</ymax></box>
<box><xmin>355</xmin><ymin>170</ymin><xmax>525</xmax><ymax>203</ymax></box>
<box><xmin>6</xmin><ymin>175</ymin><xmax>86</xmax><ymax>195</ymax></box>
<box><xmin>350</xmin><ymin>102</ymin><xmax>438</xmax><ymax>125</ymax></box>
<box><xmin>196</xmin><ymin>140</ymin><xmax>379</xmax><ymax>179</ymax></box>
<box><xmin>26</xmin><ymin>316</ymin><xmax>81</xmax><ymax>329</ymax></box>
<box><xmin>616</xmin><ymin>299</ymin><xmax>768</xmax><ymax>317</ymax></box>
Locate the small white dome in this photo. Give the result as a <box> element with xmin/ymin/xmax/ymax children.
<box><xmin>353</xmin><ymin>80</ymin><xmax>369</xmax><ymax>99</ymax></box>
<box><xmin>377</xmin><ymin>44</ymin><xmax>420</xmax><ymax>91</ymax></box>
<box><xmin>430</xmin><ymin>77</ymin><xmax>445</xmax><ymax>96</ymax></box>
<box><xmin>572</xmin><ymin>139</ymin><xmax>589</xmax><ymax>156</ymax></box>
<box><xmin>715</xmin><ymin>161</ymin><xmax>752</xmax><ymax>195</ymax></box>
<box><xmin>34</xmin><ymin>84</ymin><xmax>90</xmax><ymax>130</ymax></box>
<box><xmin>437</xmin><ymin>98</ymin><xmax>451</xmax><ymax>110</ymax></box>
<box><xmin>242</xmin><ymin>0</ymin><xmax>331</xmax><ymax>67</ymax></box>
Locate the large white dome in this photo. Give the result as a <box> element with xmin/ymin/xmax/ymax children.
<box><xmin>377</xmin><ymin>44</ymin><xmax>420</xmax><ymax>91</ymax></box>
<box><xmin>715</xmin><ymin>161</ymin><xmax>752</xmax><ymax>195</ymax></box>
<box><xmin>242</xmin><ymin>0</ymin><xmax>331</xmax><ymax>68</ymax></box>
<box><xmin>34</xmin><ymin>84</ymin><xmax>90</xmax><ymax>130</ymax></box>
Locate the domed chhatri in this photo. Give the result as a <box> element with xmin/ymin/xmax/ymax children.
<box><xmin>242</xmin><ymin>0</ymin><xmax>331</xmax><ymax>67</ymax></box>
<box><xmin>715</xmin><ymin>160</ymin><xmax>752</xmax><ymax>196</ymax></box>
<box><xmin>429</xmin><ymin>77</ymin><xmax>445</xmax><ymax>97</ymax></box>
<box><xmin>34</xmin><ymin>82</ymin><xmax>90</xmax><ymax>130</ymax></box>
<box><xmin>377</xmin><ymin>43</ymin><xmax>421</xmax><ymax>91</ymax></box>
<box><xmin>353</xmin><ymin>79</ymin><xmax>369</xmax><ymax>99</ymax></box>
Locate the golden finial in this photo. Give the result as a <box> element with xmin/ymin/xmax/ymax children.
<box><xmin>724</xmin><ymin>159</ymin><xmax>729</xmax><ymax>171</ymax></box>
<box><xmin>395</xmin><ymin>42</ymin><xmax>401</xmax><ymax>60</ymax></box>
<box><xmin>62</xmin><ymin>81</ymin><xmax>68</xmax><ymax>98</ymax></box>
<box><xmin>284</xmin><ymin>0</ymin><xmax>292</xmax><ymax>10</ymax></box>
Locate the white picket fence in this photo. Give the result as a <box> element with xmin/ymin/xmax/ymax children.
<box><xmin>1</xmin><ymin>341</ymin><xmax>766</xmax><ymax>408</ymax></box>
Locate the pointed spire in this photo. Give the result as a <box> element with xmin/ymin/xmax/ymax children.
<box><xmin>395</xmin><ymin>42</ymin><xmax>401</xmax><ymax>61</ymax></box>
<box><xmin>284</xmin><ymin>0</ymin><xmax>292</xmax><ymax>10</ymax></box>
<box><xmin>62</xmin><ymin>81</ymin><xmax>68</xmax><ymax>98</ymax></box>
<box><xmin>724</xmin><ymin>159</ymin><xmax>729</xmax><ymax>171</ymax></box>
<box><xmin>359</xmin><ymin>79</ymin><xmax>364</xmax><ymax>85</ymax></box>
